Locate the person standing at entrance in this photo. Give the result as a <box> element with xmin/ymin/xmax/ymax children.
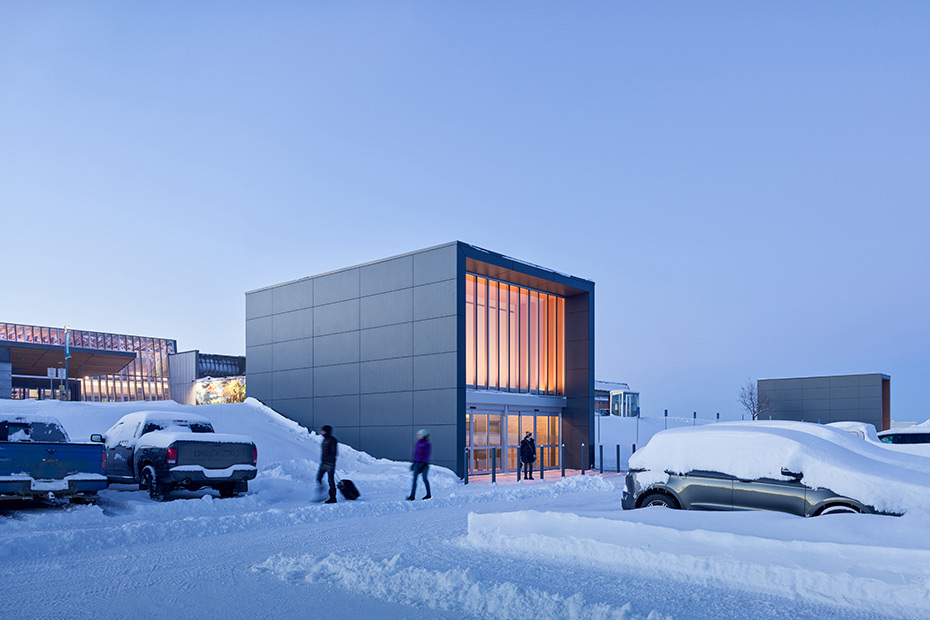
<box><xmin>407</xmin><ymin>429</ymin><xmax>431</xmax><ymax>500</ymax></box>
<box><xmin>316</xmin><ymin>425</ymin><xmax>338</xmax><ymax>504</ymax></box>
<box><xmin>520</xmin><ymin>431</ymin><xmax>536</xmax><ymax>480</ymax></box>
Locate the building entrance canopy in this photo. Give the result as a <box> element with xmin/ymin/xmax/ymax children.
<box><xmin>2</xmin><ymin>342</ymin><xmax>135</xmax><ymax>378</ymax></box>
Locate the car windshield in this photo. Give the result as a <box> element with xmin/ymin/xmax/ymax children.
<box><xmin>141</xmin><ymin>420</ymin><xmax>214</xmax><ymax>435</ymax></box>
<box><xmin>881</xmin><ymin>433</ymin><xmax>930</xmax><ymax>445</ymax></box>
<box><xmin>0</xmin><ymin>421</ymin><xmax>69</xmax><ymax>443</ymax></box>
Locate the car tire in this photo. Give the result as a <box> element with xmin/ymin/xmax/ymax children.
<box><xmin>817</xmin><ymin>504</ymin><xmax>860</xmax><ymax>516</ymax></box>
<box><xmin>639</xmin><ymin>491</ymin><xmax>679</xmax><ymax>509</ymax></box>
<box><xmin>218</xmin><ymin>483</ymin><xmax>235</xmax><ymax>499</ymax></box>
<box><xmin>141</xmin><ymin>465</ymin><xmax>170</xmax><ymax>502</ymax></box>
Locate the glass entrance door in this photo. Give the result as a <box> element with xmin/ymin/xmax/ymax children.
<box><xmin>466</xmin><ymin>410</ymin><xmax>503</xmax><ymax>474</ymax></box>
<box><xmin>467</xmin><ymin>408</ymin><xmax>561</xmax><ymax>474</ymax></box>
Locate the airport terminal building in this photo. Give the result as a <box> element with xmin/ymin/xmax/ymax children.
<box><xmin>0</xmin><ymin>322</ymin><xmax>176</xmax><ymax>402</ymax></box>
<box><xmin>245</xmin><ymin>242</ymin><xmax>595</xmax><ymax>476</ymax></box>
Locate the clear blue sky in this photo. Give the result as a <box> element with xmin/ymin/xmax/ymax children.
<box><xmin>2</xmin><ymin>3</ymin><xmax>928</xmax><ymax>420</ymax></box>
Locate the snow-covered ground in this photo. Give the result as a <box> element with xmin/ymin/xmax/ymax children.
<box><xmin>1</xmin><ymin>399</ymin><xmax>928</xmax><ymax>619</ymax></box>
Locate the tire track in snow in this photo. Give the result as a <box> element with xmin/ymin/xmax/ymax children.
<box><xmin>253</xmin><ymin>552</ymin><xmax>672</xmax><ymax>620</ymax></box>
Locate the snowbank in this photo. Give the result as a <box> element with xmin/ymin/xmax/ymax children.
<box><xmin>466</xmin><ymin>509</ymin><xmax>930</xmax><ymax>620</ymax></box>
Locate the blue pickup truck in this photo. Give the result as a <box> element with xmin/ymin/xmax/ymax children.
<box><xmin>0</xmin><ymin>414</ymin><xmax>108</xmax><ymax>504</ymax></box>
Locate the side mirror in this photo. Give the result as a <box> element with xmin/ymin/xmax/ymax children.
<box><xmin>90</xmin><ymin>434</ymin><xmax>105</xmax><ymax>443</ymax></box>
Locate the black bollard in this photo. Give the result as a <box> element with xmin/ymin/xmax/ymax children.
<box><xmin>464</xmin><ymin>448</ymin><xmax>469</xmax><ymax>485</ymax></box>
<box><xmin>616</xmin><ymin>444</ymin><xmax>621</xmax><ymax>473</ymax></box>
<box><xmin>582</xmin><ymin>443</ymin><xmax>586</xmax><ymax>475</ymax></box>
<box><xmin>561</xmin><ymin>443</ymin><xmax>565</xmax><ymax>478</ymax></box>
<box><xmin>539</xmin><ymin>447</ymin><xmax>544</xmax><ymax>480</ymax></box>
<box><xmin>491</xmin><ymin>449</ymin><xmax>497</xmax><ymax>484</ymax></box>
<box><xmin>599</xmin><ymin>444</ymin><xmax>604</xmax><ymax>474</ymax></box>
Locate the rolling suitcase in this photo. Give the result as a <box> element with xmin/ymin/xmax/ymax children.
<box><xmin>337</xmin><ymin>478</ymin><xmax>360</xmax><ymax>500</ymax></box>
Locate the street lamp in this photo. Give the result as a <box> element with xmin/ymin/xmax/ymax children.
<box><xmin>63</xmin><ymin>325</ymin><xmax>71</xmax><ymax>401</ymax></box>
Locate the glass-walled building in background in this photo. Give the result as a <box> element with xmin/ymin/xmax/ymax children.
<box><xmin>0</xmin><ymin>322</ymin><xmax>176</xmax><ymax>402</ymax></box>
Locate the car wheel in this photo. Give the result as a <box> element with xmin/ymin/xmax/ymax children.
<box><xmin>218</xmin><ymin>483</ymin><xmax>235</xmax><ymax>499</ymax></box>
<box><xmin>141</xmin><ymin>465</ymin><xmax>170</xmax><ymax>502</ymax></box>
<box><xmin>817</xmin><ymin>504</ymin><xmax>860</xmax><ymax>516</ymax></box>
<box><xmin>639</xmin><ymin>491</ymin><xmax>679</xmax><ymax>509</ymax></box>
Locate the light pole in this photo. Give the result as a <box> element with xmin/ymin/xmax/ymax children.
<box><xmin>63</xmin><ymin>325</ymin><xmax>71</xmax><ymax>401</ymax></box>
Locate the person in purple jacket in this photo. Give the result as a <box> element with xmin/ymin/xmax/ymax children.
<box><xmin>407</xmin><ymin>429</ymin><xmax>432</xmax><ymax>501</ymax></box>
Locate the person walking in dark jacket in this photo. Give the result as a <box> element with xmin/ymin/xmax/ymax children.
<box><xmin>519</xmin><ymin>431</ymin><xmax>536</xmax><ymax>480</ymax></box>
<box><xmin>407</xmin><ymin>429</ymin><xmax>431</xmax><ymax>501</ymax></box>
<box><xmin>316</xmin><ymin>425</ymin><xmax>338</xmax><ymax>503</ymax></box>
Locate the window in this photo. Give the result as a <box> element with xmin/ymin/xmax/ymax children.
<box><xmin>465</xmin><ymin>275</ymin><xmax>565</xmax><ymax>395</ymax></box>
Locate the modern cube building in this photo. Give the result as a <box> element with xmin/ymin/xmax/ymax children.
<box><xmin>245</xmin><ymin>241</ymin><xmax>595</xmax><ymax>476</ymax></box>
<box><xmin>758</xmin><ymin>373</ymin><xmax>891</xmax><ymax>431</ymax></box>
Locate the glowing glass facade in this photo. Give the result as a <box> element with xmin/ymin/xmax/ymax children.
<box><xmin>0</xmin><ymin>322</ymin><xmax>176</xmax><ymax>402</ymax></box>
<box><xmin>465</xmin><ymin>274</ymin><xmax>565</xmax><ymax>395</ymax></box>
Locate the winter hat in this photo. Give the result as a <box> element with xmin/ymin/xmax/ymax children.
<box><xmin>525</xmin><ymin>431</ymin><xmax>532</xmax><ymax>437</ymax></box>
<box><xmin>321</xmin><ymin>425</ymin><xmax>333</xmax><ymax>435</ymax></box>
<box><xmin>417</xmin><ymin>428</ymin><xmax>430</xmax><ymax>438</ymax></box>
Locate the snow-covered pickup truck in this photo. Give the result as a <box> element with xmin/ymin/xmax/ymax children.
<box><xmin>92</xmin><ymin>411</ymin><xmax>257</xmax><ymax>501</ymax></box>
<box><xmin>0</xmin><ymin>414</ymin><xmax>107</xmax><ymax>504</ymax></box>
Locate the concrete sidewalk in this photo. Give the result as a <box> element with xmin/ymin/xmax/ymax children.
<box><xmin>463</xmin><ymin>468</ymin><xmax>625</xmax><ymax>486</ymax></box>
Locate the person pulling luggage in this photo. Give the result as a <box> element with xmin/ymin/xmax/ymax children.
<box><xmin>316</xmin><ymin>425</ymin><xmax>338</xmax><ymax>504</ymax></box>
<box><xmin>407</xmin><ymin>429</ymin><xmax>431</xmax><ymax>501</ymax></box>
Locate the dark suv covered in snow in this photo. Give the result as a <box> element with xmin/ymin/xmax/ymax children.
<box><xmin>622</xmin><ymin>468</ymin><xmax>879</xmax><ymax>517</ymax></box>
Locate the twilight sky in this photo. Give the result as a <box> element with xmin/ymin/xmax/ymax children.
<box><xmin>2</xmin><ymin>2</ymin><xmax>928</xmax><ymax>420</ymax></box>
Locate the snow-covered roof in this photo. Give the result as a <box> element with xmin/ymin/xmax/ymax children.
<box><xmin>826</xmin><ymin>421</ymin><xmax>880</xmax><ymax>441</ymax></box>
<box><xmin>110</xmin><ymin>410</ymin><xmax>213</xmax><ymax>428</ymax></box>
<box><xmin>595</xmin><ymin>380</ymin><xmax>631</xmax><ymax>392</ymax></box>
<box><xmin>879</xmin><ymin>425</ymin><xmax>930</xmax><ymax>435</ymax></box>
<box><xmin>0</xmin><ymin>413</ymin><xmax>65</xmax><ymax>427</ymax></box>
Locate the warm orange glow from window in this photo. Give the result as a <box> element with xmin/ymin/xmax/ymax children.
<box><xmin>465</xmin><ymin>275</ymin><xmax>564</xmax><ymax>395</ymax></box>
<box><xmin>466</xmin><ymin>275</ymin><xmax>476</xmax><ymax>387</ymax></box>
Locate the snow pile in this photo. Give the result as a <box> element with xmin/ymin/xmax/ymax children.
<box><xmin>465</xmin><ymin>509</ymin><xmax>930</xmax><ymax>620</ymax></box>
<box><xmin>629</xmin><ymin>421</ymin><xmax>930</xmax><ymax>515</ymax></box>
<box><xmin>0</xmin><ymin>398</ymin><xmax>460</xmax><ymax>498</ymax></box>
<box><xmin>254</xmin><ymin>552</ymin><xmax>670</xmax><ymax>620</ymax></box>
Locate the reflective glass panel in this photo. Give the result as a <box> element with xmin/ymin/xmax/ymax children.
<box><xmin>488</xmin><ymin>280</ymin><xmax>498</xmax><ymax>390</ymax></box>
<box><xmin>499</xmin><ymin>285</ymin><xmax>509</xmax><ymax>391</ymax></box>
<box><xmin>476</xmin><ymin>279</ymin><xmax>487</xmax><ymax>388</ymax></box>
<box><xmin>466</xmin><ymin>275</ymin><xmax>476</xmax><ymax>387</ymax></box>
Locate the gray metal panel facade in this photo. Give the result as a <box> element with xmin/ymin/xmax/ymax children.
<box><xmin>0</xmin><ymin>346</ymin><xmax>11</xmax><ymax>399</ymax></box>
<box><xmin>167</xmin><ymin>350</ymin><xmax>199</xmax><ymax>405</ymax></box>
<box><xmin>246</xmin><ymin>244</ymin><xmax>460</xmax><ymax>472</ymax></box>
<box><xmin>758</xmin><ymin>373</ymin><xmax>889</xmax><ymax>431</ymax></box>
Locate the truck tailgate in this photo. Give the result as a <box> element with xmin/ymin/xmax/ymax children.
<box><xmin>0</xmin><ymin>442</ymin><xmax>106</xmax><ymax>479</ymax></box>
<box><xmin>176</xmin><ymin>441</ymin><xmax>253</xmax><ymax>469</ymax></box>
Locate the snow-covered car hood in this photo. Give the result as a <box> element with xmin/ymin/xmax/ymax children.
<box><xmin>629</xmin><ymin>421</ymin><xmax>930</xmax><ymax>516</ymax></box>
<box><xmin>136</xmin><ymin>431</ymin><xmax>255</xmax><ymax>449</ymax></box>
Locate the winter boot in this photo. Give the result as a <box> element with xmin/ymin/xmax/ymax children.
<box><xmin>422</xmin><ymin>494</ymin><xmax>431</xmax><ymax>500</ymax></box>
<box><xmin>325</xmin><ymin>497</ymin><xmax>337</xmax><ymax>504</ymax></box>
<box><xmin>406</xmin><ymin>495</ymin><xmax>415</xmax><ymax>501</ymax></box>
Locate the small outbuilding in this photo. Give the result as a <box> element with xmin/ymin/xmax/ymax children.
<box><xmin>758</xmin><ymin>373</ymin><xmax>890</xmax><ymax>431</ymax></box>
